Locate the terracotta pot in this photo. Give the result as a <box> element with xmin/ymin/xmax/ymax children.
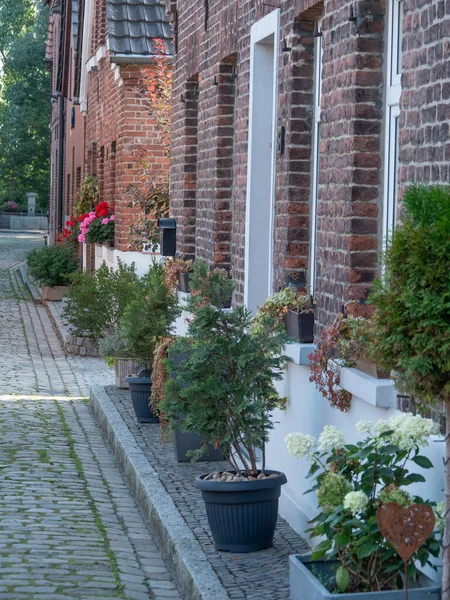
<box><xmin>42</xmin><ymin>286</ymin><xmax>69</xmax><ymax>302</ymax></box>
<box><xmin>355</xmin><ymin>357</ymin><xmax>391</xmax><ymax>379</ymax></box>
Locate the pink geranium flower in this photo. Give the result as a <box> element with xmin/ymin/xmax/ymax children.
<box><xmin>109</xmin><ymin>215</ymin><xmax>115</xmax><ymax>221</ymax></box>
<box><xmin>102</xmin><ymin>218</ymin><xmax>109</xmax><ymax>225</ymax></box>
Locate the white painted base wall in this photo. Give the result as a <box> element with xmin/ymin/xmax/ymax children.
<box><xmin>93</xmin><ymin>245</ymin><xmax>161</xmax><ymax>276</ymax></box>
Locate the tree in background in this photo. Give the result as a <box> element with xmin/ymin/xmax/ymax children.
<box><xmin>0</xmin><ymin>1</ymin><xmax>50</xmax><ymax>209</ymax></box>
<box><xmin>127</xmin><ymin>40</ymin><xmax>171</xmax><ymax>252</ymax></box>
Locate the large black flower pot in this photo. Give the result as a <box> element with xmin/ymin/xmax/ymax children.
<box><xmin>173</xmin><ymin>428</ymin><xmax>223</xmax><ymax>462</ymax></box>
<box><xmin>126</xmin><ymin>376</ymin><xmax>159</xmax><ymax>423</ymax></box>
<box><xmin>284</xmin><ymin>310</ymin><xmax>314</xmax><ymax>343</ymax></box>
<box><xmin>195</xmin><ymin>470</ymin><xmax>287</xmax><ymax>553</ymax></box>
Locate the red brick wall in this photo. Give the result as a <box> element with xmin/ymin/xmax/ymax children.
<box><xmin>169</xmin><ymin>0</ymin><xmax>389</xmax><ymax>325</ymax></box>
<box><xmin>399</xmin><ymin>0</ymin><xmax>450</xmax><ymax>188</ymax></box>
<box><xmin>85</xmin><ymin>7</ymin><xmax>168</xmax><ymax>252</ymax></box>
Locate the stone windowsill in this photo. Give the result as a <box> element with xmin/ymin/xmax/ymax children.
<box><xmin>284</xmin><ymin>342</ymin><xmax>315</xmax><ymax>366</ymax></box>
<box><xmin>337</xmin><ymin>363</ymin><xmax>396</xmax><ymax>409</ymax></box>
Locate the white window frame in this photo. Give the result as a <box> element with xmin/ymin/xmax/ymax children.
<box><xmin>244</xmin><ymin>9</ymin><xmax>280</xmax><ymax>313</ymax></box>
<box><xmin>382</xmin><ymin>0</ymin><xmax>403</xmax><ymax>248</ymax></box>
<box><xmin>309</xmin><ymin>20</ymin><xmax>323</xmax><ymax>293</ymax></box>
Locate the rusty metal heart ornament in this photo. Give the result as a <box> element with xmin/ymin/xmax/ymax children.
<box><xmin>377</xmin><ymin>502</ymin><xmax>436</xmax><ymax>561</ymax></box>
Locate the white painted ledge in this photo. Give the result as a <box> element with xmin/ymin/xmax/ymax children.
<box><xmin>339</xmin><ymin>366</ymin><xmax>396</xmax><ymax>408</ymax></box>
<box><xmin>284</xmin><ymin>343</ymin><xmax>315</xmax><ymax>366</ymax></box>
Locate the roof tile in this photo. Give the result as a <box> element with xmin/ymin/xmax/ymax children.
<box><xmin>106</xmin><ymin>0</ymin><xmax>171</xmax><ymax>57</ymax></box>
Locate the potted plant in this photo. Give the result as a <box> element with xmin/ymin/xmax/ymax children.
<box><xmin>121</xmin><ymin>261</ymin><xmax>180</xmax><ymax>423</ymax></box>
<box><xmin>287</xmin><ymin>417</ymin><xmax>442</xmax><ymax>598</ymax></box>
<box><xmin>27</xmin><ymin>243</ymin><xmax>79</xmax><ymax>302</ymax></box>
<box><xmin>369</xmin><ymin>184</ymin><xmax>450</xmax><ymax>597</ymax></box>
<box><xmin>164</xmin><ymin>258</ymin><xmax>194</xmax><ymax>293</ymax></box>
<box><xmin>151</xmin><ymin>337</ymin><xmax>224</xmax><ymax>461</ymax></box>
<box><xmin>187</xmin><ymin>260</ymin><xmax>234</xmax><ymax>310</ymax></box>
<box><xmin>77</xmin><ymin>201</ymin><xmax>115</xmax><ymax>245</ymax></box>
<box><xmin>309</xmin><ymin>312</ymin><xmax>386</xmax><ymax>412</ymax></box>
<box><xmin>256</xmin><ymin>287</ymin><xmax>315</xmax><ymax>342</ymax></box>
<box><xmin>161</xmin><ymin>304</ymin><xmax>290</xmax><ymax>552</ymax></box>
<box><xmin>98</xmin><ymin>328</ymin><xmax>142</xmax><ymax>389</ymax></box>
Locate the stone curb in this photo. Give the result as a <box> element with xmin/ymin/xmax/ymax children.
<box><xmin>89</xmin><ymin>384</ymin><xmax>229</xmax><ymax>600</ymax></box>
<box><xmin>19</xmin><ymin>263</ymin><xmax>42</xmax><ymax>304</ymax></box>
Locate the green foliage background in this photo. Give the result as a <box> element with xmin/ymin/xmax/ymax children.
<box><xmin>0</xmin><ymin>1</ymin><xmax>50</xmax><ymax>209</ymax></box>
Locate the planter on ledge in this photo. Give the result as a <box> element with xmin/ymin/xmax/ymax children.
<box><xmin>126</xmin><ymin>371</ymin><xmax>159</xmax><ymax>423</ymax></box>
<box><xmin>42</xmin><ymin>285</ymin><xmax>69</xmax><ymax>302</ymax></box>
<box><xmin>284</xmin><ymin>310</ymin><xmax>314</xmax><ymax>343</ymax></box>
<box><xmin>172</xmin><ymin>428</ymin><xmax>223</xmax><ymax>462</ymax></box>
<box><xmin>177</xmin><ymin>272</ymin><xmax>191</xmax><ymax>293</ymax></box>
<box><xmin>195</xmin><ymin>470</ymin><xmax>287</xmax><ymax>553</ymax></box>
<box><xmin>355</xmin><ymin>357</ymin><xmax>391</xmax><ymax>380</ymax></box>
<box><xmin>289</xmin><ymin>555</ymin><xmax>441</xmax><ymax>600</ymax></box>
<box><xmin>115</xmin><ymin>359</ymin><xmax>143</xmax><ymax>389</ymax></box>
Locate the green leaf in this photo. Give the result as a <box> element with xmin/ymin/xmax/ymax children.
<box><xmin>401</xmin><ymin>473</ymin><xmax>426</xmax><ymax>484</ymax></box>
<box><xmin>412</xmin><ymin>455</ymin><xmax>434</xmax><ymax>469</ymax></box>
<box><xmin>334</xmin><ymin>533</ymin><xmax>350</xmax><ymax>545</ymax></box>
<box><xmin>336</xmin><ymin>566</ymin><xmax>350</xmax><ymax>592</ymax></box>
<box><xmin>311</xmin><ymin>540</ymin><xmax>332</xmax><ymax>560</ymax></box>
<box><xmin>357</xmin><ymin>543</ymin><xmax>379</xmax><ymax>559</ymax></box>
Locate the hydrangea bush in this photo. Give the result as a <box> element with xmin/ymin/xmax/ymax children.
<box><xmin>286</xmin><ymin>416</ymin><xmax>442</xmax><ymax>593</ymax></box>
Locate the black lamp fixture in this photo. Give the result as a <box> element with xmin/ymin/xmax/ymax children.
<box><xmin>282</xmin><ymin>37</ymin><xmax>291</xmax><ymax>53</ymax></box>
<box><xmin>180</xmin><ymin>93</ymin><xmax>185</xmax><ymax>103</ymax></box>
<box><xmin>213</xmin><ymin>75</ymin><xmax>219</xmax><ymax>86</ymax></box>
<box><xmin>348</xmin><ymin>3</ymin><xmax>374</xmax><ymax>33</ymax></box>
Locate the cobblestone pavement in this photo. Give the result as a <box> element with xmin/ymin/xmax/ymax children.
<box><xmin>0</xmin><ymin>233</ymin><xmax>182</xmax><ymax>600</ymax></box>
<box><xmin>106</xmin><ymin>386</ymin><xmax>310</xmax><ymax>600</ymax></box>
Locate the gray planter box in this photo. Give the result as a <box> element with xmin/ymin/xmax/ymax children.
<box><xmin>114</xmin><ymin>359</ymin><xmax>143</xmax><ymax>389</ymax></box>
<box><xmin>290</xmin><ymin>555</ymin><xmax>441</xmax><ymax>600</ymax></box>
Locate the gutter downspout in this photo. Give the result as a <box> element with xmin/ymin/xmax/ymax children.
<box><xmin>58</xmin><ymin>92</ymin><xmax>65</xmax><ymax>233</ymax></box>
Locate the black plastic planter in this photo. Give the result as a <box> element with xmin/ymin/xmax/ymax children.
<box><xmin>284</xmin><ymin>310</ymin><xmax>314</xmax><ymax>343</ymax></box>
<box><xmin>177</xmin><ymin>272</ymin><xmax>191</xmax><ymax>293</ymax></box>
<box><xmin>126</xmin><ymin>375</ymin><xmax>159</xmax><ymax>423</ymax></box>
<box><xmin>173</xmin><ymin>429</ymin><xmax>223</xmax><ymax>462</ymax></box>
<box><xmin>195</xmin><ymin>470</ymin><xmax>287</xmax><ymax>552</ymax></box>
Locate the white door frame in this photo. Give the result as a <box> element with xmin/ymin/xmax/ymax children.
<box><xmin>244</xmin><ymin>9</ymin><xmax>280</xmax><ymax>311</ymax></box>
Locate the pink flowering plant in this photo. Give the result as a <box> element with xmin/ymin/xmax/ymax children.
<box><xmin>286</xmin><ymin>417</ymin><xmax>442</xmax><ymax>594</ymax></box>
<box><xmin>77</xmin><ymin>201</ymin><xmax>115</xmax><ymax>244</ymax></box>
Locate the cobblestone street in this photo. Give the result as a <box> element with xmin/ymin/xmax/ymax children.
<box><xmin>0</xmin><ymin>233</ymin><xmax>182</xmax><ymax>600</ymax></box>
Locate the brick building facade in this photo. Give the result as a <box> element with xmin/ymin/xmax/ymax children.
<box><xmin>46</xmin><ymin>0</ymin><xmax>170</xmax><ymax>261</ymax></box>
<box><xmin>168</xmin><ymin>0</ymin><xmax>450</xmax><ymax>328</ymax></box>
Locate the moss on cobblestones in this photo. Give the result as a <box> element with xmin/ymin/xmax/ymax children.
<box><xmin>54</xmin><ymin>400</ymin><xmax>125</xmax><ymax>599</ymax></box>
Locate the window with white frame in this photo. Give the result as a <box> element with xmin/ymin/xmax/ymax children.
<box><xmin>383</xmin><ymin>0</ymin><xmax>403</xmax><ymax>248</ymax></box>
<box><xmin>309</xmin><ymin>19</ymin><xmax>323</xmax><ymax>293</ymax></box>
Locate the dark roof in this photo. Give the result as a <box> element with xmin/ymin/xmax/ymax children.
<box><xmin>106</xmin><ymin>0</ymin><xmax>171</xmax><ymax>58</ymax></box>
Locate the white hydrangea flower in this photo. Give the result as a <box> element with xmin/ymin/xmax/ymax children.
<box><xmin>343</xmin><ymin>490</ymin><xmax>369</xmax><ymax>515</ymax></box>
<box><xmin>285</xmin><ymin>433</ymin><xmax>316</xmax><ymax>458</ymax></box>
<box><xmin>374</xmin><ymin>413</ymin><xmax>440</xmax><ymax>451</ymax></box>
<box><xmin>356</xmin><ymin>420</ymin><xmax>373</xmax><ymax>434</ymax></box>
<box><xmin>318</xmin><ymin>425</ymin><xmax>346</xmax><ymax>452</ymax></box>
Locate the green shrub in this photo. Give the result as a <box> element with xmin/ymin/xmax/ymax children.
<box><xmin>161</xmin><ymin>305</ymin><xmax>289</xmax><ymax>472</ymax></box>
<box><xmin>369</xmin><ymin>184</ymin><xmax>450</xmax><ymax>405</ymax></box>
<box><xmin>121</xmin><ymin>261</ymin><xmax>180</xmax><ymax>369</ymax></box>
<box><xmin>98</xmin><ymin>328</ymin><xmax>131</xmax><ymax>367</ymax></box>
<box><xmin>187</xmin><ymin>260</ymin><xmax>234</xmax><ymax>310</ymax></box>
<box><xmin>27</xmin><ymin>244</ymin><xmax>78</xmax><ymax>287</ymax></box>
<box><xmin>62</xmin><ymin>260</ymin><xmax>141</xmax><ymax>342</ymax></box>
